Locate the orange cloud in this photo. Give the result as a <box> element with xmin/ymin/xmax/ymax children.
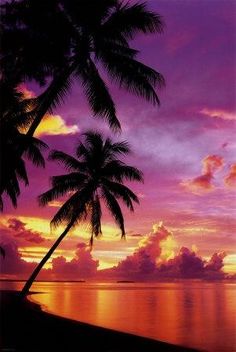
<box><xmin>200</xmin><ymin>108</ymin><xmax>236</xmax><ymax>121</ymax></box>
<box><xmin>224</xmin><ymin>164</ymin><xmax>236</xmax><ymax>189</ymax></box>
<box><xmin>202</xmin><ymin>155</ymin><xmax>224</xmax><ymax>174</ymax></box>
<box><xmin>182</xmin><ymin>155</ymin><xmax>224</xmax><ymax>194</ymax></box>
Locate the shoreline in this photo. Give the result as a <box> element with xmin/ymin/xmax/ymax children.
<box><xmin>1</xmin><ymin>290</ymin><xmax>201</xmax><ymax>352</ymax></box>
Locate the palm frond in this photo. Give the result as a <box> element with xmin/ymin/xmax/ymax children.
<box><xmin>99</xmin><ymin>52</ymin><xmax>165</xmax><ymax>105</ymax></box>
<box><xmin>22</xmin><ymin>137</ymin><xmax>47</xmax><ymax>167</ymax></box>
<box><xmin>0</xmin><ymin>246</ymin><xmax>5</xmax><ymax>258</ymax></box>
<box><xmin>38</xmin><ymin>185</ymin><xmax>76</xmax><ymax>207</ymax></box>
<box><xmin>49</xmin><ymin>150</ymin><xmax>82</xmax><ymax>171</ymax></box>
<box><xmin>103</xmin><ymin>179</ymin><xmax>139</xmax><ymax>211</ymax></box>
<box><xmin>15</xmin><ymin>158</ymin><xmax>29</xmax><ymax>185</ymax></box>
<box><xmin>51</xmin><ymin>172</ymin><xmax>87</xmax><ymax>188</ymax></box>
<box><xmin>102</xmin><ymin>186</ymin><xmax>125</xmax><ymax>238</ymax></box>
<box><xmin>0</xmin><ymin>196</ymin><xmax>3</xmax><ymax>212</ymax></box>
<box><xmin>26</xmin><ymin>66</ymin><xmax>75</xmax><ymax>136</ymax></box>
<box><xmin>77</xmin><ymin>59</ymin><xmax>121</xmax><ymax>131</ymax></box>
<box><xmin>104</xmin><ymin>2</ymin><xmax>164</xmax><ymax>37</ymax></box>
<box><xmin>102</xmin><ymin>160</ymin><xmax>144</xmax><ymax>182</ymax></box>
<box><xmin>5</xmin><ymin>176</ymin><xmax>20</xmax><ymax>208</ymax></box>
<box><xmin>95</xmin><ymin>40</ymin><xmax>138</xmax><ymax>60</ymax></box>
<box><xmin>50</xmin><ymin>183</ymin><xmax>94</xmax><ymax>228</ymax></box>
<box><xmin>103</xmin><ymin>140</ymin><xmax>130</xmax><ymax>159</ymax></box>
<box><xmin>76</xmin><ymin>141</ymin><xmax>90</xmax><ymax>160</ymax></box>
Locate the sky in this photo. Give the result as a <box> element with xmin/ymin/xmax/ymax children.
<box><xmin>1</xmin><ymin>0</ymin><xmax>236</xmax><ymax>281</ymax></box>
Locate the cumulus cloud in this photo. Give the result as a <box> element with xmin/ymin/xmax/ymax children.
<box><xmin>0</xmin><ymin>223</ymin><xmax>231</xmax><ymax>281</ymax></box>
<box><xmin>0</xmin><ymin>240</ymin><xmax>35</xmax><ymax>278</ymax></box>
<box><xmin>100</xmin><ymin>223</ymin><xmax>230</xmax><ymax>281</ymax></box>
<box><xmin>7</xmin><ymin>218</ymin><xmax>45</xmax><ymax>244</ymax></box>
<box><xmin>159</xmin><ymin>247</ymin><xmax>205</xmax><ymax>278</ymax></box>
<box><xmin>182</xmin><ymin>155</ymin><xmax>224</xmax><ymax>194</ymax></box>
<box><xmin>51</xmin><ymin>243</ymin><xmax>99</xmax><ymax>279</ymax></box>
<box><xmin>109</xmin><ymin>222</ymin><xmax>171</xmax><ymax>279</ymax></box>
<box><xmin>0</xmin><ymin>239</ymin><xmax>98</xmax><ymax>280</ymax></box>
<box><xmin>224</xmin><ymin>164</ymin><xmax>236</xmax><ymax>189</ymax></box>
<box><xmin>158</xmin><ymin>248</ymin><xmax>228</xmax><ymax>280</ymax></box>
<box><xmin>200</xmin><ymin>108</ymin><xmax>236</xmax><ymax>121</ymax></box>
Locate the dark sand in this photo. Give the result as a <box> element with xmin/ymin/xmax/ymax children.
<box><xmin>0</xmin><ymin>290</ymin><xmax>201</xmax><ymax>352</ymax></box>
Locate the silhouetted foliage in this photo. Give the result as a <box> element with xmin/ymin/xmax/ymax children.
<box><xmin>21</xmin><ymin>131</ymin><xmax>143</xmax><ymax>296</ymax></box>
<box><xmin>1</xmin><ymin>0</ymin><xmax>165</xmax><ymax>132</ymax></box>
<box><xmin>0</xmin><ymin>81</ymin><xmax>47</xmax><ymax>211</ymax></box>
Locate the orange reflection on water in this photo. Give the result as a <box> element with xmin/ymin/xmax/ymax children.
<box><xmin>2</xmin><ymin>281</ymin><xmax>236</xmax><ymax>352</ymax></box>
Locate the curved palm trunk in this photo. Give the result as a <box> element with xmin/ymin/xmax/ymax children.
<box><xmin>20</xmin><ymin>220</ymin><xmax>74</xmax><ymax>298</ymax></box>
<box><xmin>26</xmin><ymin>65</ymin><xmax>75</xmax><ymax>137</ymax></box>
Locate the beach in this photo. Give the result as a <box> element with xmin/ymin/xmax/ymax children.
<box><xmin>0</xmin><ymin>290</ymin><xmax>200</xmax><ymax>352</ymax></box>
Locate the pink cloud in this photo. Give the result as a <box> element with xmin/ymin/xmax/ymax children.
<box><xmin>202</xmin><ymin>155</ymin><xmax>224</xmax><ymax>174</ymax></box>
<box><xmin>200</xmin><ymin>108</ymin><xmax>236</xmax><ymax>121</ymax></box>
<box><xmin>224</xmin><ymin>164</ymin><xmax>236</xmax><ymax>189</ymax></box>
<box><xmin>7</xmin><ymin>218</ymin><xmax>46</xmax><ymax>244</ymax></box>
<box><xmin>182</xmin><ymin>155</ymin><xmax>224</xmax><ymax>194</ymax></box>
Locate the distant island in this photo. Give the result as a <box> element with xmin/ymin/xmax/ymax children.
<box><xmin>117</xmin><ymin>281</ymin><xmax>135</xmax><ymax>283</ymax></box>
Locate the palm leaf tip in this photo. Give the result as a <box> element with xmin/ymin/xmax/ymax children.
<box><xmin>0</xmin><ymin>246</ymin><xmax>5</xmax><ymax>258</ymax></box>
<box><xmin>0</xmin><ymin>197</ymin><xmax>3</xmax><ymax>212</ymax></box>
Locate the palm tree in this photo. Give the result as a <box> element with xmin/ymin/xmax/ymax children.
<box><xmin>1</xmin><ymin>0</ymin><xmax>165</xmax><ymax>133</ymax></box>
<box><xmin>0</xmin><ymin>81</ymin><xmax>48</xmax><ymax>211</ymax></box>
<box><xmin>21</xmin><ymin>131</ymin><xmax>143</xmax><ymax>297</ymax></box>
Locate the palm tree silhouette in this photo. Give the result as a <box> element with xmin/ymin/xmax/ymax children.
<box><xmin>0</xmin><ymin>82</ymin><xmax>47</xmax><ymax>211</ymax></box>
<box><xmin>1</xmin><ymin>0</ymin><xmax>165</xmax><ymax>133</ymax></box>
<box><xmin>21</xmin><ymin>131</ymin><xmax>143</xmax><ymax>297</ymax></box>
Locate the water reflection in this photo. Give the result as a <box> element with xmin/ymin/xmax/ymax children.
<box><xmin>1</xmin><ymin>281</ymin><xmax>236</xmax><ymax>351</ymax></box>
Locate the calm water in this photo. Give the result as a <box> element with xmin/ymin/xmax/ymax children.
<box><xmin>1</xmin><ymin>281</ymin><xmax>236</xmax><ymax>352</ymax></box>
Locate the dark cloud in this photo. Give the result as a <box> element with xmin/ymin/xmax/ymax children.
<box><xmin>0</xmin><ymin>240</ymin><xmax>35</xmax><ymax>278</ymax></box>
<box><xmin>159</xmin><ymin>247</ymin><xmax>205</xmax><ymax>278</ymax></box>
<box><xmin>51</xmin><ymin>243</ymin><xmax>99</xmax><ymax>279</ymax></box>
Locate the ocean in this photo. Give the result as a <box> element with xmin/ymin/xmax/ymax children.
<box><xmin>1</xmin><ymin>281</ymin><xmax>236</xmax><ymax>352</ymax></box>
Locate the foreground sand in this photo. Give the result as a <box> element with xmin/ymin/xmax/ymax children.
<box><xmin>0</xmin><ymin>290</ymin><xmax>201</xmax><ymax>352</ymax></box>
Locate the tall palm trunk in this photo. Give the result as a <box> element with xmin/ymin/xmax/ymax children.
<box><xmin>20</xmin><ymin>220</ymin><xmax>74</xmax><ymax>298</ymax></box>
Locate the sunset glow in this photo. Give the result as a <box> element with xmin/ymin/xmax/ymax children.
<box><xmin>0</xmin><ymin>0</ymin><xmax>235</xmax><ymax>282</ymax></box>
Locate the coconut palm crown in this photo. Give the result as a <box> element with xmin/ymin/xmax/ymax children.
<box><xmin>39</xmin><ymin>131</ymin><xmax>143</xmax><ymax>245</ymax></box>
